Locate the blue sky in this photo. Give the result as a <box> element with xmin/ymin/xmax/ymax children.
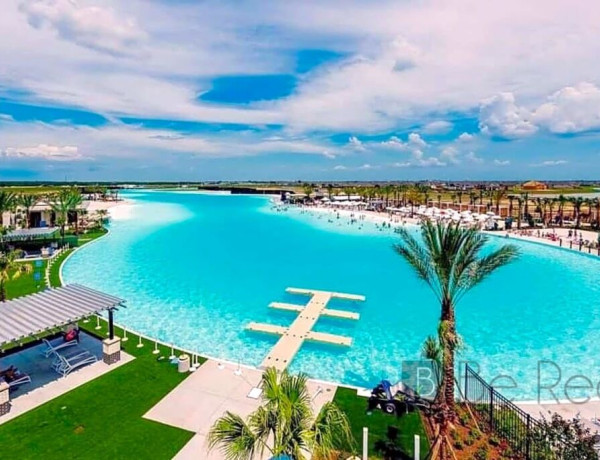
<box><xmin>1</xmin><ymin>0</ymin><xmax>600</xmax><ymax>181</ymax></box>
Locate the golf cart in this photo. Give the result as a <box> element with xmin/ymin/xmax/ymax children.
<box><xmin>367</xmin><ymin>380</ymin><xmax>434</xmax><ymax>416</ymax></box>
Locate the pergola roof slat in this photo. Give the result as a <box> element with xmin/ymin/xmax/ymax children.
<box><xmin>0</xmin><ymin>284</ymin><xmax>125</xmax><ymax>346</ymax></box>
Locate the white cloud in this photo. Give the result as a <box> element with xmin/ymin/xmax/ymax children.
<box><xmin>479</xmin><ymin>93</ymin><xmax>537</xmax><ymax>138</ymax></box>
<box><xmin>0</xmin><ymin>119</ymin><xmax>344</xmax><ymax>161</ymax></box>
<box><xmin>392</xmin><ymin>161</ymin><xmax>410</xmax><ymax>168</ymax></box>
<box><xmin>359</xmin><ymin>163</ymin><xmax>373</xmax><ymax>169</ymax></box>
<box><xmin>533</xmin><ymin>160</ymin><xmax>568</xmax><ymax>166</ymax></box>
<box><xmin>348</xmin><ymin>135</ymin><xmax>366</xmax><ymax>151</ymax></box>
<box><xmin>20</xmin><ymin>0</ymin><xmax>147</xmax><ymax>57</ymax></box>
<box><xmin>2</xmin><ymin>143</ymin><xmax>81</xmax><ymax>161</ymax></box>
<box><xmin>1</xmin><ymin>0</ymin><xmax>599</xmax><ymax>134</ymax></box>
<box><xmin>333</xmin><ymin>165</ymin><xmax>347</xmax><ymax>170</ymax></box>
<box><xmin>457</xmin><ymin>132</ymin><xmax>474</xmax><ymax>142</ymax></box>
<box><xmin>534</xmin><ymin>82</ymin><xmax>600</xmax><ymax>134</ymax></box>
<box><xmin>440</xmin><ymin>146</ymin><xmax>459</xmax><ymax>164</ymax></box>
<box><xmin>422</xmin><ymin>120</ymin><xmax>453</xmax><ymax>135</ymax></box>
<box><xmin>493</xmin><ymin>159</ymin><xmax>511</xmax><ymax>166</ymax></box>
<box><xmin>480</xmin><ymin>82</ymin><xmax>600</xmax><ymax>139</ymax></box>
<box><xmin>465</xmin><ymin>151</ymin><xmax>483</xmax><ymax>164</ymax></box>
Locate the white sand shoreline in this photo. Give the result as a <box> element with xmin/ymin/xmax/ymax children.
<box><xmin>290</xmin><ymin>203</ymin><xmax>600</xmax><ymax>257</ymax></box>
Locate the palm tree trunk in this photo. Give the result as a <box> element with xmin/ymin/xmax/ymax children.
<box><xmin>441</xmin><ymin>300</ymin><xmax>456</xmax><ymax>417</ymax></box>
<box><xmin>0</xmin><ymin>280</ymin><xmax>6</xmax><ymax>302</ymax></box>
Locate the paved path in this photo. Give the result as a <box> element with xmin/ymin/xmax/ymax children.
<box><xmin>144</xmin><ymin>359</ymin><xmax>337</xmax><ymax>460</ymax></box>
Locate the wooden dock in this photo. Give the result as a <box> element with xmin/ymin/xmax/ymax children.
<box><xmin>245</xmin><ymin>287</ymin><xmax>365</xmax><ymax>371</ymax></box>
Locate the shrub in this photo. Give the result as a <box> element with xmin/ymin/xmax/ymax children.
<box><xmin>474</xmin><ymin>445</ymin><xmax>489</xmax><ymax>460</ymax></box>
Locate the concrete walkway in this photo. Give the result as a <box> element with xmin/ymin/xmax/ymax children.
<box><xmin>144</xmin><ymin>359</ymin><xmax>337</xmax><ymax>460</ymax></box>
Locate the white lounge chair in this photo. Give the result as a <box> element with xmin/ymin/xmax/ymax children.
<box><xmin>51</xmin><ymin>350</ymin><xmax>97</xmax><ymax>376</ymax></box>
<box><xmin>1</xmin><ymin>371</ymin><xmax>31</xmax><ymax>390</ymax></box>
<box><xmin>41</xmin><ymin>337</ymin><xmax>78</xmax><ymax>358</ymax></box>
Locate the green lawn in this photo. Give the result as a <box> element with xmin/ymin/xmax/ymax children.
<box><xmin>4</xmin><ymin>260</ymin><xmax>47</xmax><ymax>300</ymax></box>
<box><xmin>1</xmin><ymin>227</ymin><xmax>197</xmax><ymax>458</ymax></box>
<box><xmin>334</xmin><ymin>387</ymin><xmax>430</xmax><ymax>459</ymax></box>
<box><xmin>0</xmin><ymin>321</ymin><xmax>197</xmax><ymax>459</ymax></box>
<box><xmin>49</xmin><ymin>249</ymin><xmax>74</xmax><ymax>288</ymax></box>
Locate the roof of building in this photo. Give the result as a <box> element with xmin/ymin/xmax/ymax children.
<box><xmin>0</xmin><ymin>284</ymin><xmax>125</xmax><ymax>346</ymax></box>
<box><xmin>2</xmin><ymin>227</ymin><xmax>60</xmax><ymax>241</ymax></box>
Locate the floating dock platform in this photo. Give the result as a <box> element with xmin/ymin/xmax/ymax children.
<box><xmin>246</xmin><ymin>287</ymin><xmax>365</xmax><ymax>371</ymax></box>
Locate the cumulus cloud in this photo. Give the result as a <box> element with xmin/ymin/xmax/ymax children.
<box><xmin>348</xmin><ymin>135</ymin><xmax>366</xmax><ymax>151</ymax></box>
<box><xmin>457</xmin><ymin>132</ymin><xmax>474</xmax><ymax>142</ymax></box>
<box><xmin>479</xmin><ymin>93</ymin><xmax>537</xmax><ymax>138</ymax></box>
<box><xmin>333</xmin><ymin>165</ymin><xmax>347</xmax><ymax>170</ymax></box>
<box><xmin>494</xmin><ymin>159</ymin><xmax>511</xmax><ymax>166</ymax></box>
<box><xmin>465</xmin><ymin>151</ymin><xmax>483</xmax><ymax>164</ymax></box>
<box><xmin>421</xmin><ymin>120</ymin><xmax>453</xmax><ymax>135</ymax></box>
<box><xmin>2</xmin><ymin>143</ymin><xmax>82</xmax><ymax>160</ymax></box>
<box><xmin>534</xmin><ymin>82</ymin><xmax>600</xmax><ymax>134</ymax></box>
<box><xmin>440</xmin><ymin>146</ymin><xmax>459</xmax><ymax>164</ymax></box>
<box><xmin>20</xmin><ymin>0</ymin><xmax>147</xmax><ymax>57</ymax></box>
<box><xmin>480</xmin><ymin>82</ymin><xmax>600</xmax><ymax>139</ymax></box>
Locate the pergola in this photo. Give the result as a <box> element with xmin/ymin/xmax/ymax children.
<box><xmin>1</xmin><ymin>227</ymin><xmax>60</xmax><ymax>243</ymax></box>
<box><xmin>0</xmin><ymin>284</ymin><xmax>125</xmax><ymax>347</ymax></box>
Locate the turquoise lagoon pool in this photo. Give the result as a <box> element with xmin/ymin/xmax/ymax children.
<box><xmin>64</xmin><ymin>191</ymin><xmax>600</xmax><ymax>400</ymax></box>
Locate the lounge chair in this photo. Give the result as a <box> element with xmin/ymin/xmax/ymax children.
<box><xmin>41</xmin><ymin>337</ymin><xmax>78</xmax><ymax>358</ymax></box>
<box><xmin>1</xmin><ymin>367</ymin><xmax>31</xmax><ymax>390</ymax></box>
<box><xmin>51</xmin><ymin>349</ymin><xmax>97</xmax><ymax>376</ymax></box>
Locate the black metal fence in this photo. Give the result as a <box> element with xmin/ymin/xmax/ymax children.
<box><xmin>464</xmin><ymin>364</ymin><xmax>552</xmax><ymax>459</ymax></box>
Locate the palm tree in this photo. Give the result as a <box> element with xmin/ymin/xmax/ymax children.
<box><xmin>422</xmin><ymin>335</ymin><xmax>442</xmax><ymax>400</ymax></box>
<box><xmin>516</xmin><ymin>197</ymin><xmax>524</xmax><ymax>229</ymax></box>
<box><xmin>0</xmin><ymin>191</ymin><xmax>17</xmax><ymax>225</ymax></box>
<box><xmin>557</xmin><ymin>195</ymin><xmax>567</xmax><ymax>227</ymax></box>
<box><xmin>492</xmin><ymin>189</ymin><xmax>507</xmax><ymax>214</ymax></box>
<box><xmin>394</xmin><ymin>221</ymin><xmax>518</xmax><ymax>456</ymax></box>
<box><xmin>570</xmin><ymin>197</ymin><xmax>585</xmax><ymax>229</ymax></box>
<box><xmin>0</xmin><ymin>251</ymin><xmax>33</xmax><ymax>302</ymax></box>
<box><xmin>208</xmin><ymin>367</ymin><xmax>354</xmax><ymax>460</ymax></box>
<box><xmin>50</xmin><ymin>188</ymin><xmax>83</xmax><ymax>243</ymax></box>
<box><xmin>18</xmin><ymin>194</ymin><xmax>39</xmax><ymax>229</ymax></box>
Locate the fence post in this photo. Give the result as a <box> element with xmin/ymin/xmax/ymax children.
<box><xmin>489</xmin><ymin>386</ymin><xmax>494</xmax><ymax>429</ymax></box>
<box><xmin>362</xmin><ymin>427</ymin><xmax>368</xmax><ymax>460</ymax></box>
<box><xmin>526</xmin><ymin>414</ymin><xmax>531</xmax><ymax>460</ymax></box>
<box><xmin>464</xmin><ymin>364</ymin><xmax>469</xmax><ymax>401</ymax></box>
<box><xmin>414</xmin><ymin>435</ymin><xmax>420</xmax><ymax>460</ymax></box>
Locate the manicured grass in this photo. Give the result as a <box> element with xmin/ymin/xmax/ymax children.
<box><xmin>1</xmin><ymin>227</ymin><xmax>197</xmax><ymax>458</ymax></box>
<box><xmin>0</xmin><ymin>321</ymin><xmax>197</xmax><ymax>459</ymax></box>
<box><xmin>4</xmin><ymin>260</ymin><xmax>47</xmax><ymax>300</ymax></box>
<box><xmin>49</xmin><ymin>249</ymin><xmax>74</xmax><ymax>288</ymax></box>
<box><xmin>334</xmin><ymin>387</ymin><xmax>430</xmax><ymax>459</ymax></box>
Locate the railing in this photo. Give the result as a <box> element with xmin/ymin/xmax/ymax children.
<box><xmin>464</xmin><ymin>364</ymin><xmax>558</xmax><ymax>459</ymax></box>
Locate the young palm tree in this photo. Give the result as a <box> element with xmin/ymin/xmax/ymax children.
<box><xmin>422</xmin><ymin>335</ymin><xmax>442</xmax><ymax>400</ymax></box>
<box><xmin>50</xmin><ymin>188</ymin><xmax>83</xmax><ymax>243</ymax></box>
<box><xmin>208</xmin><ymin>367</ymin><xmax>354</xmax><ymax>460</ymax></box>
<box><xmin>0</xmin><ymin>191</ymin><xmax>17</xmax><ymax>223</ymax></box>
<box><xmin>394</xmin><ymin>221</ymin><xmax>518</xmax><ymax>429</ymax></box>
<box><xmin>18</xmin><ymin>193</ymin><xmax>39</xmax><ymax>229</ymax></box>
<box><xmin>0</xmin><ymin>251</ymin><xmax>33</xmax><ymax>302</ymax></box>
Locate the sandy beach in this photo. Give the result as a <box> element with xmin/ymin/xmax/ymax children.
<box><xmin>293</xmin><ymin>202</ymin><xmax>600</xmax><ymax>256</ymax></box>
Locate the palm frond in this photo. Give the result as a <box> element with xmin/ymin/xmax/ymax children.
<box><xmin>310</xmin><ymin>402</ymin><xmax>355</xmax><ymax>458</ymax></box>
<box><xmin>208</xmin><ymin>411</ymin><xmax>260</xmax><ymax>460</ymax></box>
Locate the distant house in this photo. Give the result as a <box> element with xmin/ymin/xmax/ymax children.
<box><xmin>522</xmin><ymin>180</ymin><xmax>548</xmax><ymax>191</ymax></box>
